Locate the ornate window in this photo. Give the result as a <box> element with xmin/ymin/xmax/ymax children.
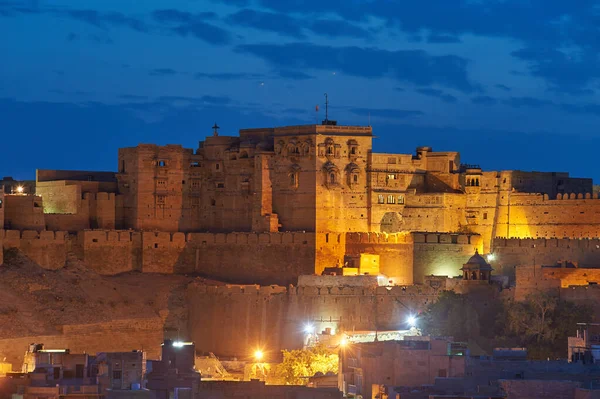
<box><xmin>348</xmin><ymin>139</ymin><xmax>359</xmax><ymax>157</ymax></box>
<box><xmin>378</xmin><ymin>195</ymin><xmax>385</xmax><ymax>204</ymax></box>
<box><xmin>346</xmin><ymin>163</ymin><xmax>360</xmax><ymax>187</ymax></box>
<box><xmin>397</xmin><ymin>195</ymin><xmax>405</xmax><ymax>205</ymax></box>
<box><xmin>289</xmin><ymin>164</ymin><xmax>301</xmax><ymax>189</ymax></box>
<box><xmin>387</xmin><ymin>195</ymin><xmax>396</xmax><ymax>204</ymax></box>
<box><xmin>323</xmin><ymin>161</ymin><xmax>339</xmax><ymax>188</ymax></box>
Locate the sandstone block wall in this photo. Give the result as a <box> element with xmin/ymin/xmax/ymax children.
<box><xmin>499</xmin><ymin>379</ymin><xmax>580</xmax><ymax>399</ymax></box>
<box><xmin>0</xmin><ymin>317</ymin><xmax>165</xmax><ymax>369</ymax></box>
<box><xmin>187</xmin><ymin>283</ymin><xmax>441</xmax><ymax>357</ymax></box>
<box><xmin>346</xmin><ymin>232</ymin><xmax>482</xmax><ymax>284</ymax></box>
<box><xmin>493</xmin><ymin>237</ymin><xmax>600</xmax><ymax>281</ymax></box>
<box><xmin>1</xmin><ymin>229</ymin><xmax>68</xmax><ymax>269</ymax></box>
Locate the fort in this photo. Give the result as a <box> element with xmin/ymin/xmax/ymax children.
<box><xmin>2</xmin><ymin>122</ymin><xmax>600</xmax><ymax>362</ymax></box>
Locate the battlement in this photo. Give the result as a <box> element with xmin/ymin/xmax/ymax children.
<box><xmin>0</xmin><ymin>229</ymin><xmax>67</xmax><ymax>241</ymax></box>
<box><xmin>493</xmin><ymin>237</ymin><xmax>600</xmax><ymax>249</ymax></box>
<box><xmin>412</xmin><ymin>232</ymin><xmax>479</xmax><ymax>245</ymax></box>
<box><xmin>82</xmin><ymin>192</ymin><xmax>116</xmax><ymax>201</ymax></box>
<box><xmin>192</xmin><ymin>283</ymin><xmax>441</xmax><ymax>297</ymax></box>
<box><xmin>345</xmin><ymin>232</ymin><xmax>410</xmax><ymax>244</ymax></box>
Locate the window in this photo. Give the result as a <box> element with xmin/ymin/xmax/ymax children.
<box><xmin>120</xmin><ymin>160</ymin><xmax>125</xmax><ymax>173</ymax></box>
<box><xmin>350</xmin><ymin>147</ymin><xmax>357</xmax><ymax>155</ymax></box>
<box><xmin>215</xmin><ymin>163</ymin><xmax>220</xmax><ymax>170</ymax></box>
<box><xmin>329</xmin><ymin>173</ymin><xmax>336</xmax><ymax>184</ymax></box>
<box><xmin>378</xmin><ymin>195</ymin><xmax>385</xmax><ymax>204</ymax></box>
<box><xmin>397</xmin><ymin>195</ymin><xmax>405</xmax><ymax>205</ymax></box>
<box><xmin>387</xmin><ymin>157</ymin><xmax>396</xmax><ymax>164</ymax></box>
<box><xmin>210</xmin><ymin>199</ymin><xmax>216</xmax><ymax>206</ymax></box>
<box><xmin>113</xmin><ymin>371</ymin><xmax>122</xmax><ymax>380</ymax></box>
<box><xmin>387</xmin><ymin>174</ymin><xmax>396</xmax><ymax>180</ymax></box>
<box><xmin>157</xmin><ymin>180</ymin><xmax>166</xmax><ymax>187</ymax></box>
<box><xmin>483</xmin><ymin>212</ymin><xmax>488</xmax><ymax>220</ymax></box>
<box><xmin>327</xmin><ymin>146</ymin><xmax>334</xmax><ymax>155</ymax></box>
<box><xmin>157</xmin><ymin>195</ymin><xmax>166</xmax><ymax>204</ymax></box>
<box><xmin>387</xmin><ymin>195</ymin><xmax>395</xmax><ymax>204</ymax></box>
<box><xmin>182</xmin><ymin>180</ymin><xmax>185</xmax><ymax>184</ymax></box>
<box><xmin>191</xmin><ymin>180</ymin><xmax>201</xmax><ymax>189</ymax></box>
<box><xmin>216</xmin><ymin>183</ymin><xmax>224</xmax><ymax>189</ymax></box>
<box><xmin>353</xmin><ymin>174</ymin><xmax>358</xmax><ymax>183</ymax></box>
<box><xmin>158</xmin><ymin>160</ymin><xmax>166</xmax><ymax>167</ymax></box>
<box><xmin>190</xmin><ymin>162</ymin><xmax>200</xmax><ymax>167</ymax></box>
<box><xmin>290</xmin><ymin>173</ymin><xmax>298</xmax><ymax>188</ymax></box>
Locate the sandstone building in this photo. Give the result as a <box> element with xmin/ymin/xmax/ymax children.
<box><xmin>1</xmin><ymin>122</ymin><xmax>599</xmax><ymax>284</ymax></box>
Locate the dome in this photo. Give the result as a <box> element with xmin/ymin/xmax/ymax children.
<box><xmin>461</xmin><ymin>249</ymin><xmax>492</xmax><ymax>271</ymax></box>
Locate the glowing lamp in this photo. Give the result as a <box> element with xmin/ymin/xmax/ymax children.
<box><xmin>407</xmin><ymin>315</ymin><xmax>417</xmax><ymax>328</ymax></box>
<box><xmin>16</xmin><ymin>186</ymin><xmax>24</xmax><ymax>194</ymax></box>
<box><xmin>254</xmin><ymin>350</ymin><xmax>264</xmax><ymax>361</ymax></box>
<box><xmin>304</xmin><ymin>324</ymin><xmax>314</xmax><ymax>334</ymax></box>
<box><xmin>339</xmin><ymin>337</ymin><xmax>348</xmax><ymax>347</ymax></box>
<box><xmin>487</xmin><ymin>253</ymin><xmax>496</xmax><ymax>262</ymax></box>
<box><xmin>172</xmin><ymin>341</ymin><xmax>185</xmax><ymax>347</ymax></box>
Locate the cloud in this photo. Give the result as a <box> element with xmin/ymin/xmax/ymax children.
<box><xmin>64</xmin><ymin>9</ymin><xmax>148</xmax><ymax>32</ymax></box>
<box><xmin>152</xmin><ymin>9</ymin><xmax>231</xmax><ymax>44</ymax></box>
<box><xmin>471</xmin><ymin>96</ymin><xmax>497</xmax><ymax>106</ymax></box>
<box><xmin>149</xmin><ymin>68</ymin><xmax>178</xmax><ymax>77</ymax></box>
<box><xmin>495</xmin><ymin>84</ymin><xmax>511</xmax><ymax>92</ymax></box>
<box><xmin>236</xmin><ymin>43</ymin><xmax>479</xmax><ymax>93</ymax></box>
<box><xmin>427</xmin><ymin>34</ymin><xmax>461</xmax><ymax>43</ymax></box>
<box><xmin>503</xmin><ymin>96</ymin><xmax>553</xmax><ymax>108</ymax></box>
<box><xmin>349</xmin><ymin>108</ymin><xmax>423</xmax><ymax>119</ymax></box>
<box><xmin>276</xmin><ymin>70</ymin><xmax>314</xmax><ymax>80</ymax></box>
<box><xmin>157</xmin><ymin>95</ymin><xmax>231</xmax><ymax>105</ymax></box>
<box><xmin>308</xmin><ymin>19</ymin><xmax>372</xmax><ymax>39</ymax></box>
<box><xmin>416</xmin><ymin>88</ymin><xmax>458</xmax><ymax>103</ymax></box>
<box><xmin>195</xmin><ymin>72</ymin><xmax>264</xmax><ymax>80</ymax></box>
<box><xmin>119</xmin><ymin>94</ymin><xmax>148</xmax><ymax>100</ymax></box>
<box><xmin>227</xmin><ymin>9</ymin><xmax>304</xmax><ymax>38</ymax></box>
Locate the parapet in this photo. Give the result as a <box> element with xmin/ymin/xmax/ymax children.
<box><xmin>412</xmin><ymin>232</ymin><xmax>479</xmax><ymax>245</ymax></box>
<box><xmin>345</xmin><ymin>232</ymin><xmax>410</xmax><ymax>244</ymax></box>
<box><xmin>0</xmin><ymin>230</ymin><xmax>67</xmax><ymax>241</ymax></box>
<box><xmin>82</xmin><ymin>192</ymin><xmax>117</xmax><ymax>201</ymax></box>
<box><xmin>493</xmin><ymin>237</ymin><xmax>600</xmax><ymax>249</ymax></box>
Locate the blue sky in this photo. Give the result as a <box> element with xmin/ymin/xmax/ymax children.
<box><xmin>2</xmin><ymin>0</ymin><xmax>600</xmax><ymax>181</ymax></box>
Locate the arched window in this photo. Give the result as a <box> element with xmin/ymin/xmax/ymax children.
<box><xmin>378</xmin><ymin>195</ymin><xmax>385</xmax><ymax>204</ymax></box>
<box><xmin>327</xmin><ymin>146</ymin><xmax>334</xmax><ymax>155</ymax></box>
<box><xmin>476</xmin><ymin>178</ymin><xmax>480</xmax><ymax>187</ymax></box>
<box><xmin>397</xmin><ymin>195</ymin><xmax>405</xmax><ymax>205</ymax></box>
<box><xmin>353</xmin><ymin>174</ymin><xmax>358</xmax><ymax>183</ymax></box>
<box><xmin>290</xmin><ymin>173</ymin><xmax>298</xmax><ymax>188</ymax></box>
<box><xmin>240</xmin><ymin>151</ymin><xmax>249</xmax><ymax>159</ymax></box>
<box><xmin>330</xmin><ymin>173</ymin><xmax>336</xmax><ymax>184</ymax></box>
<box><xmin>387</xmin><ymin>195</ymin><xmax>396</xmax><ymax>204</ymax></box>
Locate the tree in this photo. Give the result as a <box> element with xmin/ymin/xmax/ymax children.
<box><xmin>420</xmin><ymin>291</ymin><xmax>480</xmax><ymax>341</ymax></box>
<box><xmin>507</xmin><ymin>291</ymin><xmax>558</xmax><ymax>343</ymax></box>
<box><xmin>273</xmin><ymin>344</ymin><xmax>338</xmax><ymax>385</ymax></box>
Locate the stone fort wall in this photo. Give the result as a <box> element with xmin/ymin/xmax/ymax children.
<box><xmin>0</xmin><ymin>317</ymin><xmax>165</xmax><ymax>369</ymax></box>
<box><xmin>186</xmin><ymin>283</ymin><xmax>442</xmax><ymax>357</ymax></box>
<box><xmin>1</xmin><ymin>230</ymin><xmax>482</xmax><ymax>285</ymax></box>
<box><xmin>492</xmin><ymin>237</ymin><xmax>600</xmax><ymax>281</ymax></box>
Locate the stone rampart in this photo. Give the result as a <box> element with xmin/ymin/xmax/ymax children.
<box><xmin>0</xmin><ymin>317</ymin><xmax>165</xmax><ymax>369</ymax></box>
<box><xmin>492</xmin><ymin>237</ymin><xmax>600</xmax><ymax>281</ymax></box>
<box><xmin>346</xmin><ymin>232</ymin><xmax>481</xmax><ymax>284</ymax></box>
<box><xmin>1</xmin><ymin>229</ymin><xmax>68</xmax><ymax>269</ymax></box>
<box><xmin>187</xmin><ymin>282</ymin><xmax>440</xmax><ymax>357</ymax></box>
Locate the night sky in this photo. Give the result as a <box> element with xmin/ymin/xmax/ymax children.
<box><xmin>2</xmin><ymin>0</ymin><xmax>600</xmax><ymax>181</ymax></box>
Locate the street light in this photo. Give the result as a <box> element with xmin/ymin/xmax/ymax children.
<box><xmin>487</xmin><ymin>253</ymin><xmax>496</xmax><ymax>262</ymax></box>
<box><xmin>16</xmin><ymin>186</ymin><xmax>24</xmax><ymax>194</ymax></box>
<box><xmin>407</xmin><ymin>315</ymin><xmax>417</xmax><ymax>328</ymax></box>
<box><xmin>254</xmin><ymin>349</ymin><xmax>264</xmax><ymax>361</ymax></box>
<box><xmin>304</xmin><ymin>324</ymin><xmax>314</xmax><ymax>334</ymax></box>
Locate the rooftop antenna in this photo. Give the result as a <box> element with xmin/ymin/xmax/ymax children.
<box><xmin>212</xmin><ymin>123</ymin><xmax>220</xmax><ymax>137</ymax></box>
<box><xmin>324</xmin><ymin>93</ymin><xmax>329</xmax><ymax>123</ymax></box>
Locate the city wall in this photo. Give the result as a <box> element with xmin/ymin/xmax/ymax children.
<box><xmin>492</xmin><ymin>237</ymin><xmax>600</xmax><ymax>281</ymax></box>
<box><xmin>0</xmin><ymin>230</ymin><xmax>68</xmax><ymax>269</ymax></box>
<box><xmin>345</xmin><ymin>232</ymin><xmax>482</xmax><ymax>284</ymax></box>
<box><xmin>187</xmin><ymin>283</ymin><xmax>442</xmax><ymax>357</ymax></box>
<box><xmin>0</xmin><ymin>317</ymin><xmax>165</xmax><ymax>369</ymax></box>
<box><xmin>1</xmin><ymin>229</ymin><xmax>484</xmax><ymax>285</ymax></box>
